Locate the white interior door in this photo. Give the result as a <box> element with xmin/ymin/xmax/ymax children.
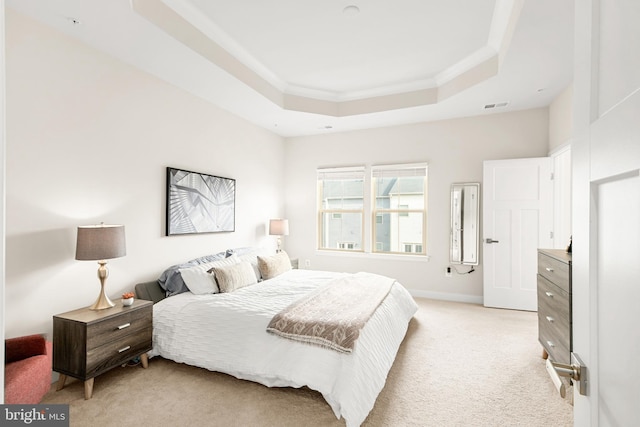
<box><xmin>573</xmin><ymin>0</ymin><xmax>640</xmax><ymax>424</ymax></box>
<box><xmin>483</xmin><ymin>158</ymin><xmax>553</xmax><ymax>310</ymax></box>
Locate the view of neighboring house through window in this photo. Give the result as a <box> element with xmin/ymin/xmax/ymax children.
<box><xmin>317</xmin><ymin>164</ymin><xmax>427</xmax><ymax>255</ymax></box>
<box><xmin>317</xmin><ymin>167</ymin><xmax>365</xmax><ymax>251</ymax></box>
<box><xmin>372</xmin><ymin>164</ymin><xmax>427</xmax><ymax>254</ymax></box>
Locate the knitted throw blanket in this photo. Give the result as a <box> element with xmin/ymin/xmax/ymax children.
<box><xmin>266</xmin><ymin>272</ymin><xmax>394</xmax><ymax>353</ymax></box>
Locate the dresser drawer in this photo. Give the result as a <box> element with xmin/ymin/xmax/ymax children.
<box><xmin>537</xmin><ymin>276</ymin><xmax>570</xmax><ymax>330</ymax></box>
<box><xmin>86</xmin><ymin>305</ymin><xmax>151</xmax><ymax>350</ymax></box>
<box><xmin>86</xmin><ymin>327</ymin><xmax>152</xmax><ymax>378</ymax></box>
<box><xmin>538</xmin><ymin>252</ymin><xmax>570</xmax><ymax>292</ymax></box>
<box><xmin>538</xmin><ymin>315</ymin><xmax>571</xmax><ymax>364</ymax></box>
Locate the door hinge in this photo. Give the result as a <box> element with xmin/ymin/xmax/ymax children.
<box><xmin>550</xmin><ymin>231</ymin><xmax>554</xmax><ymax>239</ymax></box>
<box><xmin>550</xmin><ymin>172</ymin><xmax>555</xmax><ymax>180</ymax></box>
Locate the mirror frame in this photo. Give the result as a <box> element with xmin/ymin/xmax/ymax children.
<box><xmin>450</xmin><ymin>182</ymin><xmax>480</xmax><ymax>265</ymax></box>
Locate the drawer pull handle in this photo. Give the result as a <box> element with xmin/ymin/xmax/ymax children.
<box><xmin>545</xmin><ymin>291</ymin><xmax>554</xmax><ymax>298</ymax></box>
<box><xmin>546</xmin><ymin>340</ymin><xmax>555</xmax><ymax>348</ymax></box>
<box><xmin>117</xmin><ymin>323</ymin><xmax>131</xmax><ymax>330</ymax></box>
<box><xmin>545</xmin><ymin>267</ymin><xmax>554</xmax><ymax>272</ymax></box>
<box><xmin>118</xmin><ymin>346</ymin><xmax>131</xmax><ymax>353</ymax></box>
<box><xmin>546</xmin><ymin>316</ymin><xmax>555</xmax><ymax>323</ymax></box>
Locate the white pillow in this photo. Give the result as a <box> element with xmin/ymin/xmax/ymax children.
<box><xmin>257</xmin><ymin>251</ymin><xmax>292</xmax><ymax>280</ymax></box>
<box><xmin>180</xmin><ymin>267</ymin><xmax>218</xmax><ymax>294</ymax></box>
<box><xmin>213</xmin><ymin>261</ymin><xmax>258</xmax><ymax>293</ymax></box>
<box><xmin>181</xmin><ymin>256</ymin><xmax>239</xmax><ymax>294</ymax></box>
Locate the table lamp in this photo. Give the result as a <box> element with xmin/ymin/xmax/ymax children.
<box><xmin>75</xmin><ymin>223</ymin><xmax>126</xmax><ymax>310</ymax></box>
<box><xmin>269</xmin><ymin>219</ymin><xmax>289</xmax><ymax>252</ymax></box>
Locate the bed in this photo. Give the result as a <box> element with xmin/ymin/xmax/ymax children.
<box><xmin>137</xmin><ymin>250</ymin><xmax>418</xmax><ymax>427</ymax></box>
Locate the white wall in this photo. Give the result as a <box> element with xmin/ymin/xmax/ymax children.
<box><xmin>4</xmin><ymin>10</ymin><xmax>285</xmax><ymax>339</ymax></box>
<box><xmin>549</xmin><ymin>84</ymin><xmax>573</xmax><ymax>151</ymax></box>
<box><xmin>548</xmin><ymin>86</ymin><xmax>573</xmax><ymax>250</ymax></box>
<box><xmin>284</xmin><ymin>109</ymin><xmax>549</xmax><ymax>301</ymax></box>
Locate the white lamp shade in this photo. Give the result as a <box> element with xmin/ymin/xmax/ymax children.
<box><xmin>269</xmin><ymin>219</ymin><xmax>289</xmax><ymax>236</ymax></box>
<box><xmin>76</xmin><ymin>224</ymin><xmax>126</xmax><ymax>261</ymax></box>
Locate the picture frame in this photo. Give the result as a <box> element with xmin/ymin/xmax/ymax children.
<box><xmin>166</xmin><ymin>167</ymin><xmax>236</xmax><ymax>236</ymax></box>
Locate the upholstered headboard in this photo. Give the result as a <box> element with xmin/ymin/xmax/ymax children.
<box><xmin>134</xmin><ymin>280</ymin><xmax>167</xmax><ymax>304</ymax></box>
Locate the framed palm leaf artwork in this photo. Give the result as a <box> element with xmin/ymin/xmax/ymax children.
<box><xmin>166</xmin><ymin>167</ymin><xmax>236</xmax><ymax>235</ymax></box>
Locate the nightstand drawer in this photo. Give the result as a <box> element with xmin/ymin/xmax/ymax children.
<box><xmin>53</xmin><ymin>299</ymin><xmax>153</xmax><ymax>398</ymax></box>
<box><xmin>86</xmin><ymin>327</ymin><xmax>152</xmax><ymax>377</ymax></box>
<box><xmin>86</xmin><ymin>306</ymin><xmax>151</xmax><ymax>350</ymax></box>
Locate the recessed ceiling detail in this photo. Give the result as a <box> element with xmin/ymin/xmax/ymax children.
<box><xmin>132</xmin><ymin>0</ymin><xmax>524</xmax><ymax>117</ymax></box>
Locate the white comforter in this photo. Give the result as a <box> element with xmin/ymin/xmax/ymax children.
<box><xmin>149</xmin><ymin>269</ymin><xmax>418</xmax><ymax>427</ymax></box>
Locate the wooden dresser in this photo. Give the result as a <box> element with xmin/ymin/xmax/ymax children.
<box><xmin>53</xmin><ymin>299</ymin><xmax>152</xmax><ymax>399</ymax></box>
<box><xmin>537</xmin><ymin>249</ymin><xmax>572</xmax><ymax>364</ymax></box>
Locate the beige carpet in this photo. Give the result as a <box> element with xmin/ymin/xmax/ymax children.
<box><xmin>42</xmin><ymin>298</ymin><xmax>573</xmax><ymax>426</ymax></box>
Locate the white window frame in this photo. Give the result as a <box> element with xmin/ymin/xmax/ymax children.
<box><xmin>317</xmin><ymin>167</ymin><xmax>366</xmax><ymax>252</ymax></box>
<box><xmin>317</xmin><ymin>163</ymin><xmax>428</xmax><ymax>257</ymax></box>
<box><xmin>371</xmin><ymin>163</ymin><xmax>428</xmax><ymax>256</ymax></box>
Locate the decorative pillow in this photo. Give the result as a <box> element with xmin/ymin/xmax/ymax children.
<box><xmin>181</xmin><ymin>256</ymin><xmax>239</xmax><ymax>295</ymax></box>
<box><xmin>257</xmin><ymin>251</ymin><xmax>292</xmax><ymax>280</ymax></box>
<box><xmin>214</xmin><ymin>261</ymin><xmax>258</xmax><ymax>293</ymax></box>
<box><xmin>180</xmin><ymin>267</ymin><xmax>219</xmax><ymax>295</ymax></box>
<box><xmin>236</xmin><ymin>247</ymin><xmax>270</xmax><ymax>281</ymax></box>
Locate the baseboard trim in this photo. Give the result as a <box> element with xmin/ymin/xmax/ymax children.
<box><xmin>408</xmin><ymin>289</ymin><xmax>483</xmax><ymax>305</ymax></box>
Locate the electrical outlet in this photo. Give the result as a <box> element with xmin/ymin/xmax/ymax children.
<box><xmin>304</xmin><ymin>259</ymin><xmax>311</xmax><ymax>269</ymax></box>
<box><xmin>445</xmin><ymin>267</ymin><xmax>452</xmax><ymax>278</ymax></box>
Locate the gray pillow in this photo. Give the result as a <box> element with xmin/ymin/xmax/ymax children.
<box><xmin>158</xmin><ymin>251</ymin><xmax>226</xmax><ymax>296</ymax></box>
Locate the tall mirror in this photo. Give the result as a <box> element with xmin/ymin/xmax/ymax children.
<box><xmin>450</xmin><ymin>183</ymin><xmax>480</xmax><ymax>265</ymax></box>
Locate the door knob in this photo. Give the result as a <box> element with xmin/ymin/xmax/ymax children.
<box><xmin>485</xmin><ymin>238</ymin><xmax>500</xmax><ymax>244</ymax></box>
<box><xmin>547</xmin><ymin>353</ymin><xmax>588</xmax><ymax>396</ymax></box>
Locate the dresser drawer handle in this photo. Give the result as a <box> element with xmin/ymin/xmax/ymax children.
<box><xmin>117</xmin><ymin>323</ymin><xmax>131</xmax><ymax>330</ymax></box>
<box><xmin>545</xmin><ymin>291</ymin><xmax>554</xmax><ymax>298</ymax></box>
<box><xmin>545</xmin><ymin>267</ymin><xmax>554</xmax><ymax>272</ymax></box>
<box><xmin>546</xmin><ymin>340</ymin><xmax>555</xmax><ymax>348</ymax></box>
<box><xmin>118</xmin><ymin>346</ymin><xmax>131</xmax><ymax>353</ymax></box>
<box><xmin>546</xmin><ymin>316</ymin><xmax>555</xmax><ymax>323</ymax></box>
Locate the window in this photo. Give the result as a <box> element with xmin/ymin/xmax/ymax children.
<box><xmin>372</xmin><ymin>164</ymin><xmax>427</xmax><ymax>255</ymax></box>
<box><xmin>403</xmin><ymin>243</ymin><xmax>423</xmax><ymax>253</ymax></box>
<box><xmin>317</xmin><ymin>167</ymin><xmax>365</xmax><ymax>251</ymax></box>
<box><xmin>338</xmin><ymin>242</ymin><xmax>356</xmax><ymax>250</ymax></box>
<box><xmin>317</xmin><ymin>163</ymin><xmax>427</xmax><ymax>255</ymax></box>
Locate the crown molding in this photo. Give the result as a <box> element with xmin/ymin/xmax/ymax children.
<box><xmin>132</xmin><ymin>0</ymin><xmax>523</xmax><ymax>116</ymax></box>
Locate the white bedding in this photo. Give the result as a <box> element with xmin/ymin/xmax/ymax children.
<box><xmin>149</xmin><ymin>269</ymin><xmax>418</xmax><ymax>427</ymax></box>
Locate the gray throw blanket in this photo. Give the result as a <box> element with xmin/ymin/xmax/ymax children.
<box><xmin>266</xmin><ymin>272</ymin><xmax>395</xmax><ymax>353</ymax></box>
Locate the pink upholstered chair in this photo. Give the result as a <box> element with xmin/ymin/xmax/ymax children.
<box><xmin>4</xmin><ymin>334</ymin><xmax>53</xmax><ymax>404</ymax></box>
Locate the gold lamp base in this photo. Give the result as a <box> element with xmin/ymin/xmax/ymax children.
<box><xmin>89</xmin><ymin>261</ymin><xmax>115</xmax><ymax>310</ymax></box>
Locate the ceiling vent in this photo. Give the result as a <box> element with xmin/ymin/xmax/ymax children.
<box><xmin>484</xmin><ymin>102</ymin><xmax>509</xmax><ymax>110</ymax></box>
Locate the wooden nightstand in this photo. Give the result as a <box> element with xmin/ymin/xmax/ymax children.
<box><xmin>53</xmin><ymin>299</ymin><xmax>153</xmax><ymax>399</ymax></box>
